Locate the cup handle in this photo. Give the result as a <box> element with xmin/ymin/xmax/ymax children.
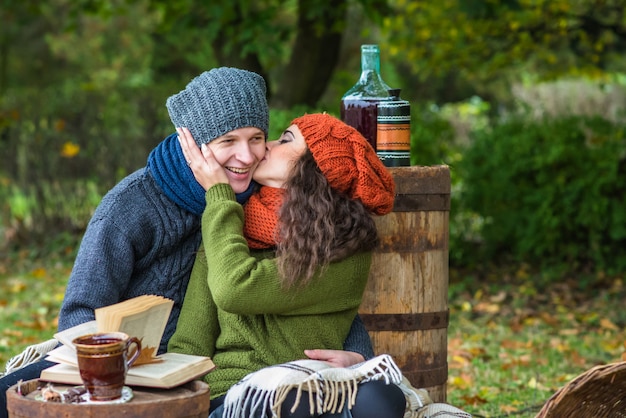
<box><xmin>125</xmin><ymin>337</ymin><xmax>142</xmax><ymax>368</ymax></box>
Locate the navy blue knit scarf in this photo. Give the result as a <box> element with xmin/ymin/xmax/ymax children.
<box><xmin>147</xmin><ymin>133</ymin><xmax>256</xmax><ymax>215</ymax></box>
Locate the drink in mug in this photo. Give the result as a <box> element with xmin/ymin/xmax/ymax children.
<box><xmin>73</xmin><ymin>332</ymin><xmax>141</xmax><ymax>401</ymax></box>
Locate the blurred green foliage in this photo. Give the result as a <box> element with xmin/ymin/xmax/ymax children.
<box><xmin>383</xmin><ymin>0</ymin><xmax>626</xmax><ymax>101</ymax></box>
<box><xmin>455</xmin><ymin>115</ymin><xmax>626</xmax><ymax>274</ymax></box>
<box><xmin>2</xmin><ymin>0</ymin><xmax>626</xmax><ymax>283</ymax></box>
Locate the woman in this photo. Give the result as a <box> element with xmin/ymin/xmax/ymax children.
<box><xmin>169</xmin><ymin>113</ymin><xmax>407</xmax><ymax>418</ymax></box>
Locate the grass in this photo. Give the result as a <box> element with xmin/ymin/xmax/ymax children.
<box><xmin>2</xmin><ymin>244</ymin><xmax>625</xmax><ymax>417</ymax></box>
<box><xmin>445</xmin><ymin>268</ymin><xmax>626</xmax><ymax>417</ymax></box>
<box><xmin>0</xmin><ymin>243</ymin><xmax>76</xmax><ymax>366</ymax></box>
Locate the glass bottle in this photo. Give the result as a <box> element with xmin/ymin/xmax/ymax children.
<box><xmin>376</xmin><ymin>88</ymin><xmax>411</xmax><ymax>167</ymax></box>
<box><xmin>340</xmin><ymin>45</ymin><xmax>391</xmax><ymax>151</ymax></box>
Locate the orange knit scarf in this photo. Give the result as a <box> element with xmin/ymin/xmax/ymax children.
<box><xmin>243</xmin><ymin>186</ymin><xmax>285</xmax><ymax>249</ymax></box>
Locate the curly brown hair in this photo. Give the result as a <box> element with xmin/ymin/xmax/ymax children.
<box><xmin>276</xmin><ymin>149</ymin><xmax>380</xmax><ymax>289</ymax></box>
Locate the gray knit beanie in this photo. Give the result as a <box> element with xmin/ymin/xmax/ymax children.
<box><xmin>166</xmin><ymin>67</ymin><xmax>269</xmax><ymax>146</ymax></box>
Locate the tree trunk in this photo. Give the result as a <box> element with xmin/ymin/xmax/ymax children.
<box><xmin>271</xmin><ymin>0</ymin><xmax>347</xmax><ymax>109</ymax></box>
<box><xmin>209</xmin><ymin>2</ymin><xmax>272</xmax><ymax>101</ymax></box>
<box><xmin>211</xmin><ymin>39</ymin><xmax>272</xmax><ymax>102</ymax></box>
<box><xmin>162</xmin><ymin>0</ymin><xmax>348</xmax><ymax>109</ymax></box>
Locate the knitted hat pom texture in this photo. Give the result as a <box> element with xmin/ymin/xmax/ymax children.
<box><xmin>166</xmin><ymin>67</ymin><xmax>269</xmax><ymax>146</ymax></box>
<box><xmin>291</xmin><ymin>113</ymin><xmax>395</xmax><ymax>215</ymax></box>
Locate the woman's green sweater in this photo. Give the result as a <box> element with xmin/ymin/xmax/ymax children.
<box><xmin>168</xmin><ymin>184</ymin><xmax>372</xmax><ymax>399</ymax></box>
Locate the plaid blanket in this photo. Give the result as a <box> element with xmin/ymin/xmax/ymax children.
<box><xmin>222</xmin><ymin>354</ymin><xmax>429</xmax><ymax>418</ymax></box>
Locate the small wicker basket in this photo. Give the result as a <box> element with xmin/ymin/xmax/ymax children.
<box><xmin>536</xmin><ymin>361</ymin><xmax>626</xmax><ymax>418</ymax></box>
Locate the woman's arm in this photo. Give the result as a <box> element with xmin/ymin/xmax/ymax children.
<box><xmin>200</xmin><ymin>184</ymin><xmax>370</xmax><ymax>316</ymax></box>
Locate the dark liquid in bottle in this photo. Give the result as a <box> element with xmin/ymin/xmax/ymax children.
<box><xmin>340</xmin><ymin>99</ymin><xmax>379</xmax><ymax>151</ymax></box>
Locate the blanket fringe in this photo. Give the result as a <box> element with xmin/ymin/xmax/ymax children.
<box><xmin>223</xmin><ymin>354</ymin><xmax>406</xmax><ymax>418</ymax></box>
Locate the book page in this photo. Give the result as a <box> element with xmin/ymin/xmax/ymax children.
<box><xmin>95</xmin><ymin>295</ymin><xmax>157</xmax><ymax>332</ymax></box>
<box><xmin>129</xmin><ymin>353</ymin><xmax>213</xmax><ymax>378</ymax></box>
<box><xmin>126</xmin><ymin>352</ymin><xmax>215</xmax><ymax>387</ymax></box>
<box><xmin>53</xmin><ymin>320</ymin><xmax>98</xmax><ymax>349</ymax></box>
<box><xmin>116</xmin><ymin>300</ymin><xmax>173</xmax><ymax>354</ymax></box>
<box><xmin>39</xmin><ymin>363</ymin><xmax>83</xmax><ymax>386</ymax></box>
<box><xmin>95</xmin><ymin>295</ymin><xmax>172</xmax><ymax>335</ymax></box>
<box><xmin>45</xmin><ymin>344</ymin><xmax>78</xmax><ymax>366</ymax></box>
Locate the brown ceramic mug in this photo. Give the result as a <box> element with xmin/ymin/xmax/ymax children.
<box><xmin>72</xmin><ymin>332</ymin><xmax>142</xmax><ymax>401</ymax></box>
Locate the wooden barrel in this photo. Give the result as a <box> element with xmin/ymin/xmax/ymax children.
<box><xmin>7</xmin><ymin>379</ymin><xmax>210</xmax><ymax>418</ymax></box>
<box><xmin>359</xmin><ymin>165</ymin><xmax>450</xmax><ymax>402</ymax></box>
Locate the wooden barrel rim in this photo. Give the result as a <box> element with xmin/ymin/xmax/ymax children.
<box><xmin>388</xmin><ymin>165</ymin><xmax>451</xmax><ymax>212</ymax></box>
<box><xmin>7</xmin><ymin>379</ymin><xmax>211</xmax><ymax>418</ymax></box>
<box><xmin>360</xmin><ymin>310</ymin><xmax>449</xmax><ymax>331</ymax></box>
<box><xmin>388</xmin><ymin>165</ymin><xmax>450</xmax><ymax>194</ymax></box>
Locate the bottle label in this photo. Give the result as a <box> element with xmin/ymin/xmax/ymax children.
<box><xmin>376</xmin><ymin>101</ymin><xmax>410</xmax><ymax>167</ymax></box>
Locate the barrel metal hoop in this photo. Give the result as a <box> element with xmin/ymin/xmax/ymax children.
<box><xmin>360</xmin><ymin>310</ymin><xmax>449</xmax><ymax>331</ymax></box>
<box><xmin>404</xmin><ymin>364</ymin><xmax>449</xmax><ymax>388</ymax></box>
<box><xmin>393</xmin><ymin>194</ymin><xmax>450</xmax><ymax>212</ymax></box>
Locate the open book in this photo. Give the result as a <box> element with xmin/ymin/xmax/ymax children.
<box><xmin>40</xmin><ymin>352</ymin><xmax>215</xmax><ymax>389</ymax></box>
<box><xmin>40</xmin><ymin>295</ymin><xmax>215</xmax><ymax>389</ymax></box>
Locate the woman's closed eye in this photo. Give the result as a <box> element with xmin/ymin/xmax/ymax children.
<box><xmin>277</xmin><ymin>130</ymin><xmax>295</xmax><ymax>144</ymax></box>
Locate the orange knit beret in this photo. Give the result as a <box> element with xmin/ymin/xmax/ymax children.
<box><xmin>291</xmin><ymin>113</ymin><xmax>396</xmax><ymax>215</ymax></box>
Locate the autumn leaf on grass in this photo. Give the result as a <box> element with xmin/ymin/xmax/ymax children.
<box><xmin>473</xmin><ymin>301</ymin><xmax>500</xmax><ymax>314</ymax></box>
<box><xmin>14</xmin><ymin>318</ymin><xmax>50</xmax><ymax>331</ymax></box>
<box><xmin>460</xmin><ymin>394</ymin><xmax>487</xmax><ymax>406</ymax></box>
<box><xmin>600</xmin><ymin>318</ymin><xmax>619</xmax><ymax>331</ymax></box>
<box><xmin>489</xmin><ymin>290</ymin><xmax>507</xmax><ymax>303</ymax></box>
<box><xmin>31</xmin><ymin>267</ymin><xmax>46</xmax><ymax>278</ymax></box>
<box><xmin>540</xmin><ymin>311</ymin><xmax>560</xmax><ymax>327</ymax></box>
<box><xmin>3</xmin><ymin>329</ymin><xmax>24</xmax><ymax>337</ymax></box>
<box><xmin>568</xmin><ymin>350</ymin><xmax>588</xmax><ymax>367</ymax></box>
<box><xmin>449</xmin><ymin>373</ymin><xmax>474</xmax><ymax>389</ymax></box>
<box><xmin>450</xmin><ymin>345</ymin><xmax>488</xmax><ymax>369</ymax></box>
<box><xmin>9</xmin><ymin>280</ymin><xmax>26</xmax><ymax>293</ymax></box>
<box><xmin>500</xmin><ymin>405</ymin><xmax>518</xmax><ymax>414</ymax></box>
<box><xmin>501</xmin><ymin>354</ymin><xmax>532</xmax><ymax>370</ymax></box>
<box><xmin>450</xmin><ymin>352</ymin><xmax>472</xmax><ymax>369</ymax></box>
<box><xmin>527</xmin><ymin>377</ymin><xmax>551</xmax><ymax>391</ymax></box>
<box><xmin>500</xmin><ymin>339</ymin><xmax>531</xmax><ymax>350</ymax></box>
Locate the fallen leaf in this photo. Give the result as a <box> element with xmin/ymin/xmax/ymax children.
<box><xmin>540</xmin><ymin>312</ymin><xmax>560</xmax><ymax>326</ymax></box>
<box><xmin>460</xmin><ymin>394</ymin><xmax>487</xmax><ymax>406</ymax></box>
<box><xmin>600</xmin><ymin>318</ymin><xmax>619</xmax><ymax>331</ymax></box>
<box><xmin>31</xmin><ymin>268</ymin><xmax>46</xmax><ymax>278</ymax></box>
<box><xmin>490</xmin><ymin>291</ymin><xmax>507</xmax><ymax>303</ymax></box>
<box><xmin>474</xmin><ymin>302</ymin><xmax>500</xmax><ymax>314</ymax></box>
<box><xmin>500</xmin><ymin>405</ymin><xmax>518</xmax><ymax>413</ymax></box>
<box><xmin>501</xmin><ymin>339</ymin><xmax>531</xmax><ymax>350</ymax></box>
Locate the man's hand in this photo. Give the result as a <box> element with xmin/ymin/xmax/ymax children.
<box><xmin>304</xmin><ymin>349</ymin><xmax>365</xmax><ymax>368</ymax></box>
